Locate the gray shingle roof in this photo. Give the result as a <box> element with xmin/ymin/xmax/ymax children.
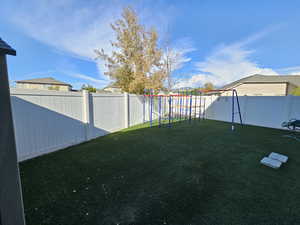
<box><xmin>223</xmin><ymin>74</ymin><xmax>300</xmax><ymax>89</ymax></box>
<box><xmin>0</xmin><ymin>38</ymin><xmax>16</xmax><ymax>55</ymax></box>
<box><xmin>16</xmin><ymin>77</ymin><xmax>71</xmax><ymax>87</ymax></box>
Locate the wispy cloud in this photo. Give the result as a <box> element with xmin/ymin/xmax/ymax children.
<box><xmin>21</xmin><ymin>69</ymin><xmax>108</xmax><ymax>88</ymax></box>
<box><xmin>277</xmin><ymin>66</ymin><xmax>300</xmax><ymax>75</ymax></box>
<box><xmin>5</xmin><ymin>0</ymin><xmax>178</xmax><ymax>83</ymax></box>
<box><xmin>164</xmin><ymin>37</ymin><xmax>196</xmax><ymax>71</ymax></box>
<box><xmin>58</xmin><ymin>70</ymin><xmax>108</xmax><ymax>87</ymax></box>
<box><xmin>6</xmin><ymin>0</ymin><xmax>121</xmax><ymax>65</ymax></box>
<box><xmin>21</xmin><ymin>70</ymin><xmax>57</xmax><ymax>78</ymax></box>
<box><xmin>174</xmin><ymin>28</ymin><xmax>280</xmax><ymax>88</ymax></box>
<box><xmin>67</xmin><ymin>73</ymin><xmax>108</xmax><ymax>85</ymax></box>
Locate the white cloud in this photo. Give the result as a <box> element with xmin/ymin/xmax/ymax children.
<box><xmin>68</xmin><ymin>73</ymin><xmax>107</xmax><ymax>85</ymax></box>
<box><xmin>163</xmin><ymin>38</ymin><xmax>196</xmax><ymax>71</ymax></box>
<box><xmin>277</xmin><ymin>66</ymin><xmax>300</xmax><ymax>75</ymax></box>
<box><xmin>174</xmin><ymin>29</ymin><xmax>279</xmax><ymax>89</ymax></box>
<box><xmin>7</xmin><ymin>0</ymin><xmax>119</xmax><ymax>69</ymax></box>
<box><xmin>3</xmin><ymin>0</ymin><xmax>197</xmax><ymax>90</ymax></box>
<box><xmin>57</xmin><ymin>70</ymin><xmax>108</xmax><ymax>87</ymax></box>
<box><xmin>5</xmin><ymin>0</ymin><xmax>176</xmax><ymax>85</ymax></box>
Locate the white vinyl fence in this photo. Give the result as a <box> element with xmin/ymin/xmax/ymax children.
<box><xmin>204</xmin><ymin>95</ymin><xmax>300</xmax><ymax>129</ymax></box>
<box><xmin>10</xmin><ymin>88</ymin><xmax>300</xmax><ymax>161</ymax></box>
<box><xmin>10</xmin><ymin>89</ymin><xmax>144</xmax><ymax>161</ymax></box>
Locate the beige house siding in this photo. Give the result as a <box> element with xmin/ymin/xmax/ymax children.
<box><xmin>103</xmin><ymin>87</ymin><xmax>122</xmax><ymax>93</ymax></box>
<box><xmin>16</xmin><ymin>83</ymin><xmax>70</xmax><ymax>91</ymax></box>
<box><xmin>221</xmin><ymin>83</ymin><xmax>288</xmax><ymax>96</ymax></box>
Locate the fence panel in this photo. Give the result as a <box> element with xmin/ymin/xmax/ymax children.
<box><xmin>204</xmin><ymin>95</ymin><xmax>300</xmax><ymax>129</ymax></box>
<box><xmin>91</xmin><ymin>93</ymin><xmax>125</xmax><ymax>138</ymax></box>
<box><xmin>10</xmin><ymin>88</ymin><xmax>300</xmax><ymax>162</ymax></box>
<box><xmin>10</xmin><ymin>89</ymin><xmax>85</xmax><ymax>161</ymax></box>
<box><xmin>129</xmin><ymin>94</ymin><xmax>144</xmax><ymax>127</ymax></box>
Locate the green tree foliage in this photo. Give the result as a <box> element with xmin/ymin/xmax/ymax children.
<box><xmin>203</xmin><ymin>82</ymin><xmax>214</xmax><ymax>91</ymax></box>
<box><xmin>190</xmin><ymin>88</ymin><xmax>201</xmax><ymax>95</ymax></box>
<box><xmin>95</xmin><ymin>7</ymin><xmax>167</xmax><ymax>94</ymax></box>
<box><xmin>188</xmin><ymin>82</ymin><xmax>215</xmax><ymax>95</ymax></box>
<box><xmin>81</xmin><ymin>84</ymin><xmax>97</xmax><ymax>93</ymax></box>
<box><xmin>292</xmin><ymin>86</ymin><xmax>300</xmax><ymax>96</ymax></box>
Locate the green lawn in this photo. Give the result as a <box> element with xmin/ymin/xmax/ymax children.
<box><xmin>20</xmin><ymin>120</ymin><xmax>300</xmax><ymax>225</ymax></box>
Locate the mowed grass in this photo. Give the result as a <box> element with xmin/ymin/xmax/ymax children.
<box><xmin>20</xmin><ymin>120</ymin><xmax>300</xmax><ymax>225</ymax></box>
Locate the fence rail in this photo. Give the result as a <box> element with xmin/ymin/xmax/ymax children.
<box><xmin>10</xmin><ymin>88</ymin><xmax>300</xmax><ymax>161</ymax></box>
<box><xmin>11</xmin><ymin>89</ymin><xmax>143</xmax><ymax>161</ymax></box>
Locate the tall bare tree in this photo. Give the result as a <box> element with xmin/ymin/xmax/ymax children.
<box><xmin>95</xmin><ymin>7</ymin><xmax>167</xmax><ymax>94</ymax></box>
<box><xmin>162</xmin><ymin>42</ymin><xmax>181</xmax><ymax>92</ymax></box>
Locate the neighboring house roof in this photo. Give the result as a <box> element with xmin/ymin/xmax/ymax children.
<box><xmin>223</xmin><ymin>74</ymin><xmax>300</xmax><ymax>89</ymax></box>
<box><xmin>16</xmin><ymin>77</ymin><xmax>72</xmax><ymax>87</ymax></box>
<box><xmin>0</xmin><ymin>38</ymin><xmax>16</xmax><ymax>55</ymax></box>
<box><xmin>104</xmin><ymin>83</ymin><xmax>121</xmax><ymax>89</ymax></box>
<box><xmin>96</xmin><ymin>89</ymin><xmax>111</xmax><ymax>93</ymax></box>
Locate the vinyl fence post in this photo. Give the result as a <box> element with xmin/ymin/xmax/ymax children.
<box><xmin>283</xmin><ymin>95</ymin><xmax>293</xmax><ymax>124</ymax></box>
<box><xmin>0</xmin><ymin>39</ymin><xmax>26</xmax><ymax>225</ymax></box>
<box><xmin>124</xmin><ymin>92</ymin><xmax>129</xmax><ymax>128</ymax></box>
<box><xmin>82</xmin><ymin>90</ymin><xmax>91</xmax><ymax>140</ymax></box>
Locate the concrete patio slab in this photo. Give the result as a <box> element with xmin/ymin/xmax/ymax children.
<box><xmin>269</xmin><ymin>152</ymin><xmax>288</xmax><ymax>163</ymax></box>
<box><xmin>260</xmin><ymin>157</ymin><xmax>282</xmax><ymax>169</ymax></box>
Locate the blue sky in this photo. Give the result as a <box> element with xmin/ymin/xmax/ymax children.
<box><xmin>2</xmin><ymin>0</ymin><xmax>300</xmax><ymax>89</ymax></box>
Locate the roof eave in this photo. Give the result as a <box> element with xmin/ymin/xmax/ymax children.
<box><xmin>16</xmin><ymin>81</ymin><xmax>72</xmax><ymax>87</ymax></box>
<box><xmin>0</xmin><ymin>48</ymin><xmax>16</xmax><ymax>56</ymax></box>
<box><xmin>243</xmin><ymin>81</ymin><xmax>289</xmax><ymax>84</ymax></box>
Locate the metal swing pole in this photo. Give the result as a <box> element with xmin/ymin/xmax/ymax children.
<box><xmin>234</xmin><ymin>89</ymin><xmax>243</xmax><ymax>125</ymax></box>
<box><xmin>168</xmin><ymin>94</ymin><xmax>172</xmax><ymax>127</ymax></box>
<box><xmin>164</xmin><ymin>95</ymin><xmax>167</xmax><ymax>124</ymax></box>
<box><xmin>158</xmin><ymin>95</ymin><xmax>162</xmax><ymax>128</ymax></box>
<box><xmin>176</xmin><ymin>91</ymin><xmax>180</xmax><ymax>120</ymax></box>
<box><xmin>143</xmin><ymin>90</ymin><xmax>146</xmax><ymax>123</ymax></box>
<box><xmin>174</xmin><ymin>92</ymin><xmax>177</xmax><ymax>120</ymax></box>
<box><xmin>171</xmin><ymin>94</ymin><xmax>174</xmax><ymax>123</ymax></box>
<box><xmin>185</xmin><ymin>89</ymin><xmax>189</xmax><ymax>120</ymax></box>
<box><xmin>203</xmin><ymin>97</ymin><xmax>206</xmax><ymax>120</ymax></box>
<box><xmin>179</xmin><ymin>90</ymin><xmax>183</xmax><ymax>120</ymax></box>
<box><xmin>189</xmin><ymin>91</ymin><xmax>192</xmax><ymax>123</ymax></box>
<box><xmin>231</xmin><ymin>89</ymin><xmax>235</xmax><ymax>131</ymax></box>
<box><xmin>161</xmin><ymin>95</ymin><xmax>164</xmax><ymax>124</ymax></box>
<box><xmin>199</xmin><ymin>92</ymin><xmax>202</xmax><ymax>120</ymax></box>
<box><xmin>150</xmin><ymin>89</ymin><xmax>153</xmax><ymax>127</ymax></box>
<box><xmin>194</xmin><ymin>94</ymin><xmax>197</xmax><ymax>119</ymax></box>
<box><xmin>231</xmin><ymin>89</ymin><xmax>243</xmax><ymax>131</ymax></box>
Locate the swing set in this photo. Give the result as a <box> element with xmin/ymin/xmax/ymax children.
<box><xmin>143</xmin><ymin>88</ymin><xmax>243</xmax><ymax>130</ymax></box>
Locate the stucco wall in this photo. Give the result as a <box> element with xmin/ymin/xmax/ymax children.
<box><xmin>221</xmin><ymin>83</ymin><xmax>288</xmax><ymax>96</ymax></box>
<box><xmin>16</xmin><ymin>83</ymin><xmax>70</xmax><ymax>91</ymax></box>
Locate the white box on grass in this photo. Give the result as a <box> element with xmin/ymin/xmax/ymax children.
<box><xmin>269</xmin><ymin>152</ymin><xmax>288</xmax><ymax>163</ymax></box>
<box><xmin>260</xmin><ymin>157</ymin><xmax>282</xmax><ymax>169</ymax></box>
